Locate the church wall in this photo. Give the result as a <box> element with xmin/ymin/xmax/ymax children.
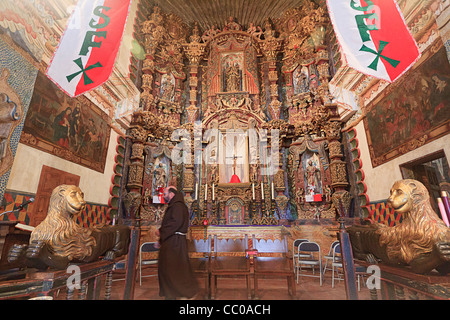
<box><xmin>354</xmin><ymin>120</ymin><xmax>450</xmax><ymax>202</ymax></box>
<box><xmin>6</xmin><ymin>128</ymin><xmax>119</xmax><ymax>205</ymax></box>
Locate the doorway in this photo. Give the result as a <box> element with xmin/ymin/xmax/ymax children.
<box><xmin>400</xmin><ymin>150</ymin><xmax>450</xmax><ymax>216</ymax></box>
<box><xmin>31</xmin><ymin>165</ymin><xmax>80</xmax><ymax>226</ymax></box>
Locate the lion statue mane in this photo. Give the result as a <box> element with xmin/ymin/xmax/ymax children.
<box><xmin>348</xmin><ymin>179</ymin><xmax>450</xmax><ymax>274</ymax></box>
<box><xmin>9</xmin><ymin>185</ymin><xmax>130</xmax><ymax>270</ymax></box>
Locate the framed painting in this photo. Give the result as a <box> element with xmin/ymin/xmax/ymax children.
<box><xmin>364</xmin><ymin>44</ymin><xmax>450</xmax><ymax>167</ymax></box>
<box><xmin>20</xmin><ymin>71</ymin><xmax>110</xmax><ymax>172</ymax></box>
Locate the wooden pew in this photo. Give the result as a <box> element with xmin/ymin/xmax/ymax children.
<box><xmin>187</xmin><ymin>235</ymin><xmax>212</xmax><ymax>298</ymax></box>
<box><xmin>210</xmin><ymin>235</ymin><xmax>250</xmax><ymax>299</ymax></box>
<box><xmin>252</xmin><ymin>235</ymin><xmax>296</xmax><ymax>298</ymax></box>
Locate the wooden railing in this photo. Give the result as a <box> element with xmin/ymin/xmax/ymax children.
<box><xmin>0</xmin><ymin>260</ymin><xmax>116</xmax><ymax>300</ymax></box>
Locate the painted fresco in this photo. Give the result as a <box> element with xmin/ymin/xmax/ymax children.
<box><xmin>364</xmin><ymin>46</ymin><xmax>450</xmax><ymax>167</ymax></box>
<box><xmin>21</xmin><ymin>72</ymin><xmax>110</xmax><ymax>172</ymax></box>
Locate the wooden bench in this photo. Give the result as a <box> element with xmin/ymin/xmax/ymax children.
<box><xmin>188</xmin><ymin>236</ymin><xmax>212</xmax><ymax>299</ymax></box>
<box><xmin>252</xmin><ymin>235</ymin><xmax>296</xmax><ymax>298</ymax></box>
<box><xmin>210</xmin><ymin>235</ymin><xmax>250</xmax><ymax>299</ymax></box>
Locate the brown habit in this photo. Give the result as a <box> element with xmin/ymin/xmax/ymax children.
<box><xmin>158</xmin><ymin>192</ymin><xmax>198</xmax><ymax>299</ymax></box>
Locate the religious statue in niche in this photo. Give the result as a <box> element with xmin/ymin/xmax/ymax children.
<box><xmin>222</xmin><ymin>52</ymin><xmax>243</xmax><ymax>92</ymax></box>
<box><xmin>160</xmin><ymin>73</ymin><xmax>175</xmax><ymax>101</ymax></box>
<box><xmin>153</xmin><ymin>158</ymin><xmax>169</xmax><ymax>195</ymax></box>
<box><xmin>293</xmin><ymin>65</ymin><xmax>309</xmax><ymax>94</ymax></box>
<box><xmin>303</xmin><ymin>152</ymin><xmax>322</xmax><ymax>197</ymax></box>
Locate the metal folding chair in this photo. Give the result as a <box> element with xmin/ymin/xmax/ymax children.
<box><xmin>296</xmin><ymin>241</ymin><xmax>322</xmax><ymax>286</ymax></box>
<box><xmin>139</xmin><ymin>242</ymin><xmax>159</xmax><ymax>286</ymax></box>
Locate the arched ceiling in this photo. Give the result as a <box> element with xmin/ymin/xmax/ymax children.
<box><xmin>147</xmin><ymin>0</ymin><xmax>321</xmax><ymax>31</ymax></box>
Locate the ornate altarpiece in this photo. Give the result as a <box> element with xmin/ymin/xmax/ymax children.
<box><xmin>118</xmin><ymin>3</ymin><xmax>352</xmax><ymax>226</ymax></box>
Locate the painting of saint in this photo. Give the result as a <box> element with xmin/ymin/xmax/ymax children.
<box><xmin>22</xmin><ymin>71</ymin><xmax>110</xmax><ymax>172</ymax></box>
<box><xmin>365</xmin><ymin>46</ymin><xmax>450</xmax><ymax>166</ymax></box>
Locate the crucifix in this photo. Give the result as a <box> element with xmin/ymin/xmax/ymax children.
<box><xmin>226</xmin><ymin>134</ymin><xmax>243</xmax><ymax>179</ymax></box>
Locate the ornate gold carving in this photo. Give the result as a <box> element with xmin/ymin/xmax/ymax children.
<box><xmin>8</xmin><ymin>185</ymin><xmax>130</xmax><ymax>269</ymax></box>
<box><xmin>349</xmin><ymin>180</ymin><xmax>450</xmax><ymax>274</ymax></box>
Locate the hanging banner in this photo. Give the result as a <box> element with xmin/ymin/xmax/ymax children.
<box><xmin>326</xmin><ymin>0</ymin><xmax>420</xmax><ymax>83</ymax></box>
<box><xmin>46</xmin><ymin>0</ymin><xmax>132</xmax><ymax>97</ymax></box>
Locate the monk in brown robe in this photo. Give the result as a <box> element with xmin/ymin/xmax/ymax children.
<box><xmin>157</xmin><ymin>187</ymin><xmax>198</xmax><ymax>299</ymax></box>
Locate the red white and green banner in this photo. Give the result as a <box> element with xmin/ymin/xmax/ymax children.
<box><xmin>46</xmin><ymin>0</ymin><xmax>132</xmax><ymax>97</ymax></box>
<box><xmin>327</xmin><ymin>0</ymin><xmax>420</xmax><ymax>83</ymax></box>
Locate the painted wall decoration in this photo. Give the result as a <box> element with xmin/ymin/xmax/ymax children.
<box><xmin>364</xmin><ymin>45</ymin><xmax>450</xmax><ymax>167</ymax></box>
<box><xmin>0</xmin><ymin>37</ymin><xmax>38</xmax><ymax>203</ymax></box>
<box><xmin>21</xmin><ymin>71</ymin><xmax>111</xmax><ymax>173</ymax></box>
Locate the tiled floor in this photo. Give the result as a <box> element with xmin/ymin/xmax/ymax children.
<box><xmin>108</xmin><ymin>266</ymin><xmax>372</xmax><ymax>300</ymax></box>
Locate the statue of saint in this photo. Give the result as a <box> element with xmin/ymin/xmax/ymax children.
<box><xmin>225</xmin><ymin>63</ymin><xmax>240</xmax><ymax>92</ymax></box>
<box><xmin>305</xmin><ymin>159</ymin><xmax>320</xmax><ymax>193</ymax></box>
<box><xmin>154</xmin><ymin>163</ymin><xmax>167</xmax><ymax>191</ymax></box>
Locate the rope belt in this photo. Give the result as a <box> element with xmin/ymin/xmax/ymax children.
<box><xmin>174</xmin><ymin>232</ymin><xmax>187</xmax><ymax>236</ymax></box>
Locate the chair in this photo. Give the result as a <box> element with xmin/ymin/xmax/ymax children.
<box><xmin>331</xmin><ymin>243</ymin><xmax>366</xmax><ymax>290</ymax></box>
<box><xmin>331</xmin><ymin>243</ymin><xmax>342</xmax><ymax>288</ymax></box>
<box><xmin>292</xmin><ymin>239</ymin><xmax>311</xmax><ymax>274</ymax></box>
<box><xmin>323</xmin><ymin>240</ymin><xmax>340</xmax><ymax>277</ymax></box>
<box><xmin>188</xmin><ymin>236</ymin><xmax>212</xmax><ymax>298</ymax></box>
<box><xmin>139</xmin><ymin>242</ymin><xmax>159</xmax><ymax>286</ymax></box>
<box><xmin>253</xmin><ymin>235</ymin><xmax>296</xmax><ymax>298</ymax></box>
<box><xmin>210</xmin><ymin>235</ymin><xmax>250</xmax><ymax>299</ymax></box>
<box><xmin>296</xmin><ymin>241</ymin><xmax>322</xmax><ymax>286</ymax></box>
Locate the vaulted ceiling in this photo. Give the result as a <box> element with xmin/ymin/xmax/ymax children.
<box><xmin>148</xmin><ymin>0</ymin><xmax>321</xmax><ymax>31</ymax></box>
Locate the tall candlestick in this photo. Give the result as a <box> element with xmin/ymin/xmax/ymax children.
<box><xmin>195</xmin><ymin>183</ymin><xmax>198</xmax><ymax>200</ymax></box>
<box><xmin>271</xmin><ymin>181</ymin><xmax>275</xmax><ymax>200</ymax></box>
<box><xmin>205</xmin><ymin>184</ymin><xmax>208</xmax><ymax>201</ymax></box>
<box><xmin>212</xmin><ymin>184</ymin><xmax>215</xmax><ymax>201</ymax></box>
<box><xmin>441</xmin><ymin>191</ymin><xmax>450</xmax><ymax>223</ymax></box>
<box><xmin>261</xmin><ymin>182</ymin><xmax>264</xmax><ymax>200</ymax></box>
<box><xmin>252</xmin><ymin>183</ymin><xmax>255</xmax><ymax>200</ymax></box>
<box><xmin>437</xmin><ymin>198</ymin><xmax>450</xmax><ymax>227</ymax></box>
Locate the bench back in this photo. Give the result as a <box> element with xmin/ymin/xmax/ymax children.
<box><xmin>214</xmin><ymin>235</ymin><xmax>248</xmax><ymax>254</ymax></box>
<box><xmin>252</xmin><ymin>235</ymin><xmax>288</xmax><ymax>255</ymax></box>
<box><xmin>187</xmin><ymin>236</ymin><xmax>211</xmax><ymax>253</ymax></box>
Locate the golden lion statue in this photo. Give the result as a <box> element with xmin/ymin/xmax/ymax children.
<box><xmin>8</xmin><ymin>185</ymin><xmax>130</xmax><ymax>270</ymax></box>
<box><xmin>348</xmin><ymin>179</ymin><xmax>450</xmax><ymax>274</ymax></box>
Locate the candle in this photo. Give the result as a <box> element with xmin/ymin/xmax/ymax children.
<box><xmin>261</xmin><ymin>182</ymin><xmax>264</xmax><ymax>200</ymax></box>
<box><xmin>437</xmin><ymin>198</ymin><xmax>450</xmax><ymax>227</ymax></box>
<box><xmin>441</xmin><ymin>191</ymin><xmax>450</xmax><ymax>223</ymax></box>
<box><xmin>252</xmin><ymin>183</ymin><xmax>255</xmax><ymax>200</ymax></box>
<box><xmin>195</xmin><ymin>183</ymin><xmax>198</xmax><ymax>200</ymax></box>
<box><xmin>212</xmin><ymin>184</ymin><xmax>215</xmax><ymax>201</ymax></box>
<box><xmin>271</xmin><ymin>181</ymin><xmax>275</xmax><ymax>200</ymax></box>
<box><xmin>205</xmin><ymin>184</ymin><xmax>208</xmax><ymax>201</ymax></box>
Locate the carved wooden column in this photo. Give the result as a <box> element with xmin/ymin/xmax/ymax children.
<box><xmin>325</xmin><ymin>121</ymin><xmax>351</xmax><ymax>216</ymax></box>
<box><xmin>141</xmin><ymin>7</ymin><xmax>165</xmax><ymax>110</ymax></box>
<box><xmin>261</xmin><ymin>20</ymin><xmax>283</xmax><ymax>120</ymax></box>
<box><xmin>123</xmin><ymin>122</ymin><xmax>147</xmax><ymax>300</ymax></box>
<box><xmin>182</xmin><ymin>24</ymin><xmax>206</xmax><ymax>123</ymax></box>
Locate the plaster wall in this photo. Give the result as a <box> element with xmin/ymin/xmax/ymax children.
<box><xmin>6</xmin><ymin>129</ymin><xmax>119</xmax><ymax>205</ymax></box>
<box><xmin>354</xmin><ymin>121</ymin><xmax>450</xmax><ymax>202</ymax></box>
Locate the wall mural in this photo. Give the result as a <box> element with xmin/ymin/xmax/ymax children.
<box><xmin>364</xmin><ymin>45</ymin><xmax>450</xmax><ymax>167</ymax></box>
<box><xmin>21</xmin><ymin>72</ymin><xmax>110</xmax><ymax>173</ymax></box>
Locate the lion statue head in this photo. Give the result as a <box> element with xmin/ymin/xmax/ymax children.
<box><xmin>378</xmin><ymin>179</ymin><xmax>449</xmax><ymax>265</ymax></box>
<box><xmin>30</xmin><ymin>185</ymin><xmax>96</xmax><ymax>261</ymax></box>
